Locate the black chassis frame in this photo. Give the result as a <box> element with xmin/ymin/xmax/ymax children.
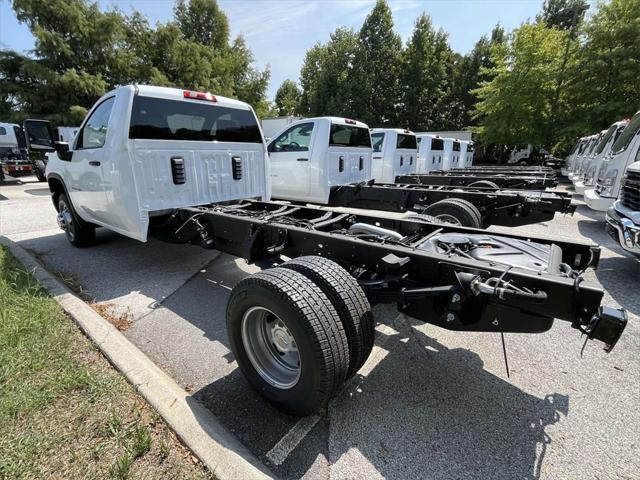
<box><xmin>447</xmin><ymin>166</ymin><xmax>556</xmax><ymax>176</ymax></box>
<box><xmin>164</xmin><ymin>200</ymin><xmax>626</xmax><ymax>351</ymax></box>
<box><xmin>395</xmin><ymin>173</ymin><xmax>558</xmax><ymax>190</ymax></box>
<box><xmin>326</xmin><ymin>182</ymin><xmax>576</xmax><ymax>227</ymax></box>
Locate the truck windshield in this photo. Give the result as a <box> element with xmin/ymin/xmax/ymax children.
<box><xmin>594</xmin><ymin>125</ymin><xmax>617</xmax><ymax>155</ymax></box>
<box><xmin>371</xmin><ymin>133</ymin><xmax>385</xmax><ymax>153</ymax></box>
<box><xmin>329</xmin><ymin>124</ymin><xmax>371</xmax><ymax>148</ymax></box>
<box><xmin>611</xmin><ymin>111</ymin><xmax>640</xmax><ymax>155</ymax></box>
<box><xmin>431</xmin><ymin>138</ymin><xmax>444</xmax><ymax>150</ymax></box>
<box><xmin>396</xmin><ymin>134</ymin><xmax>417</xmax><ymax>149</ymax></box>
<box><xmin>129</xmin><ymin>96</ymin><xmax>262</xmax><ymax>143</ymax></box>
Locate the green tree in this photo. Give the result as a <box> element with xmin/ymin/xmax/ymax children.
<box><xmin>537</xmin><ymin>0</ymin><xmax>589</xmax><ymax>30</ymax></box>
<box><xmin>472</xmin><ymin>22</ymin><xmax>571</xmax><ymax>148</ymax></box>
<box><xmin>399</xmin><ymin>14</ymin><xmax>451</xmax><ymax>131</ymax></box>
<box><xmin>350</xmin><ymin>0</ymin><xmax>402</xmax><ymax>125</ymax></box>
<box><xmin>568</xmin><ymin>0</ymin><xmax>640</xmax><ymax>134</ymax></box>
<box><xmin>298</xmin><ymin>27</ymin><xmax>359</xmax><ymax>117</ymax></box>
<box><xmin>0</xmin><ymin>0</ymin><xmax>270</xmax><ymax>124</ymax></box>
<box><xmin>174</xmin><ymin>0</ymin><xmax>229</xmax><ymax>49</ymax></box>
<box><xmin>274</xmin><ymin>80</ymin><xmax>301</xmax><ymax>116</ymax></box>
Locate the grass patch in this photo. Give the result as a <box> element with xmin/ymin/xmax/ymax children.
<box><xmin>0</xmin><ymin>246</ymin><xmax>212</xmax><ymax>479</ymax></box>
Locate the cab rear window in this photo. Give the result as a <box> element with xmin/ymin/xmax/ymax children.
<box><xmin>329</xmin><ymin>124</ymin><xmax>371</xmax><ymax>148</ymax></box>
<box><xmin>129</xmin><ymin>96</ymin><xmax>263</xmax><ymax>143</ymax></box>
<box><xmin>431</xmin><ymin>138</ymin><xmax>444</xmax><ymax>150</ymax></box>
<box><xmin>396</xmin><ymin>134</ymin><xmax>417</xmax><ymax>149</ymax></box>
<box><xmin>453</xmin><ymin>142</ymin><xmax>461</xmax><ymax>151</ymax></box>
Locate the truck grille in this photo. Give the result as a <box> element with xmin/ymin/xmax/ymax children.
<box><xmin>620</xmin><ymin>171</ymin><xmax>640</xmax><ymax>210</ymax></box>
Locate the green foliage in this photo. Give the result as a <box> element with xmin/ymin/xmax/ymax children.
<box><xmin>299</xmin><ymin>27</ymin><xmax>359</xmax><ymax>117</ymax></box>
<box><xmin>0</xmin><ymin>0</ymin><xmax>269</xmax><ymax>125</ymax></box>
<box><xmin>274</xmin><ymin>79</ymin><xmax>302</xmax><ymax>116</ymax></box>
<box><xmin>399</xmin><ymin>14</ymin><xmax>452</xmax><ymax>131</ymax></box>
<box><xmin>473</xmin><ymin>23</ymin><xmax>572</xmax><ymax>147</ymax></box>
<box><xmin>350</xmin><ymin>0</ymin><xmax>402</xmax><ymax>125</ymax></box>
<box><xmin>537</xmin><ymin>0</ymin><xmax>589</xmax><ymax>30</ymax></box>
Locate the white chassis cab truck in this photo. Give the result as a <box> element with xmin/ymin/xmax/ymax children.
<box><xmin>447</xmin><ymin>139</ymin><xmax>464</xmax><ymax>170</ymax></box>
<box><xmin>370</xmin><ymin>128</ymin><xmax>417</xmax><ymax>183</ymax></box>
<box><xmin>562</xmin><ymin>136</ymin><xmax>587</xmax><ymax>177</ymax></box>
<box><xmin>26</xmin><ymin>85</ymin><xmax>627</xmax><ymax>416</ymax></box>
<box><xmin>585</xmin><ymin>110</ymin><xmax>640</xmax><ymax>212</ymax></box>
<box><xmin>574</xmin><ymin>120</ymin><xmax>628</xmax><ymax>195</ymax></box>
<box><xmin>569</xmin><ymin>134</ymin><xmax>599</xmax><ymax>181</ymax></box>
<box><xmin>41</xmin><ymin>85</ymin><xmax>270</xmax><ymax>244</ymax></box>
<box><xmin>266</xmin><ymin>119</ymin><xmax>574</xmax><ymax>228</ymax></box>
<box><xmin>415</xmin><ymin>134</ymin><xmax>444</xmax><ymax>173</ymax></box>
<box><xmin>606</xmin><ymin>160</ymin><xmax>640</xmax><ymax>258</ymax></box>
<box><xmin>267</xmin><ymin>117</ymin><xmax>372</xmax><ymax>204</ymax></box>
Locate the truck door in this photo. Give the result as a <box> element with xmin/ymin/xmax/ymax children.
<box><xmin>268</xmin><ymin>121</ymin><xmax>315</xmax><ymax>200</ymax></box>
<box><xmin>64</xmin><ymin>96</ymin><xmax>116</xmax><ymax>225</ymax></box>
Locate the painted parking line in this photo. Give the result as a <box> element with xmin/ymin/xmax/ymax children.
<box><xmin>265</xmin><ymin>413</ymin><xmax>322</xmax><ymax>466</ymax></box>
<box><xmin>264</xmin><ymin>316</ymin><xmax>403</xmax><ymax>467</ymax></box>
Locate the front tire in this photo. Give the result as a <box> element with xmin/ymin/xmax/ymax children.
<box><xmin>227</xmin><ymin>267</ymin><xmax>349</xmax><ymax>415</ymax></box>
<box><xmin>57</xmin><ymin>193</ymin><xmax>96</xmax><ymax>247</ymax></box>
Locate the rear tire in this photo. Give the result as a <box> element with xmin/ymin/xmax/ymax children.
<box><xmin>281</xmin><ymin>256</ymin><xmax>374</xmax><ymax>378</ymax></box>
<box><xmin>58</xmin><ymin>193</ymin><xmax>96</xmax><ymax>247</ymax></box>
<box><xmin>468</xmin><ymin>180</ymin><xmax>499</xmax><ymax>190</ymax></box>
<box><xmin>226</xmin><ymin>267</ymin><xmax>349</xmax><ymax>415</ymax></box>
<box><xmin>424</xmin><ymin>198</ymin><xmax>483</xmax><ymax>228</ymax></box>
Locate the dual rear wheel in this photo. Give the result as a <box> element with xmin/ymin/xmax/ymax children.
<box><xmin>226</xmin><ymin>256</ymin><xmax>374</xmax><ymax>416</ymax></box>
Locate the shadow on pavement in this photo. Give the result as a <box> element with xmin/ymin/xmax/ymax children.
<box><xmin>184</xmin><ymin>258</ymin><xmax>569</xmax><ymax>479</ymax></box>
<box><xmin>19</xmin><ymin>232</ymin><xmax>571</xmax><ymax>479</ymax></box>
<box><xmin>576</xmin><ymin>217</ymin><xmax>640</xmax><ymax>316</ymax></box>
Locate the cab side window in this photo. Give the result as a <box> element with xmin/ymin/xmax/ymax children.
<box><xmin>76</xmin><ymin>97</ymin><xmax>115</xmax><ymax>150</ymax></box>
<box><xmin>268</xmin><ymin>123</ymin><xmax>314</xmax><ymax>153</ymax></box>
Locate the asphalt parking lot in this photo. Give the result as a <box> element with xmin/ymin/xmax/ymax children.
<box><xmin>1</xmin><ymin>175</ymin><xmax>638</xmax><ymax>479</ymax></box>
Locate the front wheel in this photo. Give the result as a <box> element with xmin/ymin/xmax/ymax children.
<box><xmin>57</xmin><ymin>193</ymin><xmax>96</xmax><ymax>247</ymax></box>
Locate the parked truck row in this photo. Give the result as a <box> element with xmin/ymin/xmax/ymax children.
<box><xmin>563</xmin><ymin>110</ymin><xmax>640</xmax><ymax>259</ymax></box>
<box><xmin>19</xmin><ymin>85</ymin><xmax>627</xmax><ymax>415</ymax></box>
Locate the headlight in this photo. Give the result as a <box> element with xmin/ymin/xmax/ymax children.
<box><xmin>599</xmin><ymin>170</ymin><xmax>619</xmax><ymax>197</ymax></box>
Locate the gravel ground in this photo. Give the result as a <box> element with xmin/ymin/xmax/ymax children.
<box><xmin>2</xmin><ymin>176</ymin><xmax>638</xmax><ymax>479</ymax></box>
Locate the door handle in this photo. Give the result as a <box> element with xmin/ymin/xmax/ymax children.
<box><xmin>89</xmin><ymin>161</ymin><xmax>101</xmax><ymax>167</ymax></box>
<box><xmin>297</xmin><ymin>157</ymin><xmax>308</xmax><ymax>162</ymax></box>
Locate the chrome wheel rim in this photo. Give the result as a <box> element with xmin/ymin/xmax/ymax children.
<box><xmin>241</xmin><ymin>307</ymin><xmax>301</xmax><ymax>389</ymax></box>
<box><xmin>58</xmin><ymin>203</ymin><xmax>75</xmax><ymax>241</ymax></box>
<box><xmin>435</xmin><ymin>214</ymin><xmax>462</xmax><ymax>225</ymax></box>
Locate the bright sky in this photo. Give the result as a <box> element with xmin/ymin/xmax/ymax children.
<box><xmin>0</xmin><ymin>0</ymin><xmax>547</xmax><ymax>99</ymax></box>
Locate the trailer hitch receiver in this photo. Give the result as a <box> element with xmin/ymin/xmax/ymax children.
<box><xmin>584</xmin><ymin>306</ymin><xmax>627</xmax><ymax>352</ymax></box>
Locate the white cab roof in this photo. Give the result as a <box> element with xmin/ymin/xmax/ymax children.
<box><xmin>113</xmin><ymin>85</ymin><xmax>253</xmax><ymax>111</ymax></box>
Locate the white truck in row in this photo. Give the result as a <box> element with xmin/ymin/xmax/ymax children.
<box><xmin>22</xmin><ymin>85</ymin><xmax>626</xmax><ymax>415</ymax></box>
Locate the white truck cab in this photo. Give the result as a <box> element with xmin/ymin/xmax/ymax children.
<box><xmin>585</xmin><ymin>110</ymin><xmax>640</xmax><ymax>212</ymax></box>
<box><xmin>370</xmin><ymin>128</ymin><xmax>417</xmax><ymax>183</ymax></box>
<box><xmin>465</xmin><ymin>141</ymin><xmax>474</xmax><ymax>168</ymax></box>
<box><xmin>0</xmin><ymin>123</ymin><xmax>27</xmax><ymax>159</ymax></box>
<box><xmin>267</xmin><ymin>117</ymin><xmax>372</xmax><ymax>204</ymax></box>
<box><xmin>572</xmin><ymin>130</ymin><xmax>606</xmax><ymax>187</ymax></box>
<box><xmin>443</xmin><ymin>139</ymin><xmax>462</xmax><ymax>170</ymax></box>
<box><xmin>457</xmin><ymin>140</ymin><xmax>469</xmax><ymax>169</ymax></box>
<box><xmin>55</xmin><ymin>126</ymin><xmax>80</xmax><ymax>144</ymax></box>
<box><xmin>563</xmin><ymin>137</ymin><xmax>588</xmax><ymax>176</ymax></box>
<box><xmin>574</xmin><ymin>120</ymin><xmax>628</xmax><ymax>195</ymax></box>
<box><xmin>606</xmin><ymin>160</ymin><xmax>640</xmax><ymax>258</ymax></box>
<box><xmin>30</xmin><ymin>85</ymin><xmax>269</xmax><ymax>244</ymax></box>
<box><xmin>569</xmin><ymin>134</ymin><xmax>599</xmax><ymax>181</ymax></box>
<box><xmin>416</xmin><ymin>134</ymin><xmax>445</xmax><ymax>173</ymax></box>
<box><xmin>261</xmin><ymin>116</ymin><xmax>302</xmax><ymax>141</ymax></box>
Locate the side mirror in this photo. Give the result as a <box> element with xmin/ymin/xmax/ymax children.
<box><xmin>23</xmin><ymin>119</ymin><xmax>55</xmax><ymax>152</ymax></box>
<box><xmin>54</xmin><ymin>141</ymin><xmax>73</xmax><ymax>161</ymax></box>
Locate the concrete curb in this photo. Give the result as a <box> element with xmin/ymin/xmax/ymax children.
<box><xmin>0</xmin><ymin>236</ymin><xmax>274</xmax><ymax>480</ymax></box>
